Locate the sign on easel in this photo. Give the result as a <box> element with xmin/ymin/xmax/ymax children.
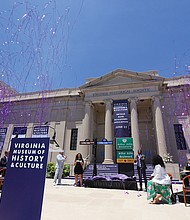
<box><xmin>0</xmin><ymin>137</ymin><xmax>49</xmax><ymax>220</ymax></box>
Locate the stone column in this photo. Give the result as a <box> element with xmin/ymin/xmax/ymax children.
<box><xmin>129</xmin><ymin>97</ymin><xmax>140</xmax><ymax>157</ymax></box>
<box><xmin>152</xmin><ymin>96</ymin><xmax>167</xmax><ymax>157</ymax></box>
<box><xmin>4</xmin><ymin>124</ymin><xmax>14</xmax><ymax>151</ymax></box>
<box><xmin>103</xmin><ymin>99</ymin><xmax>113</xmax><ymax>164</ymax></box>
<box><xmin>81</xmin><ymin>101</ymin><xmax>92</xmax><ymax>158</ymax></box>
<box><xmin>26</xmin><ymin>123</ymin><xmax>33</xmax><ymax>138</ymax></box>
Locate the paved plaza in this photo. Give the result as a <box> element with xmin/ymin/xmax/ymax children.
<box><xmin>41</xmin><ymin>179</ymin><xmax>189</xmax><ymax>220</ymax></box>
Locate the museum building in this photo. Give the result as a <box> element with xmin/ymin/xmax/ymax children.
<box><xmin>0</xmin><ymin>69</ymin><xmax>190</xmax><ymax>168</ymax></box>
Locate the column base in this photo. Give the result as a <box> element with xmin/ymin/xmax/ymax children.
<box><xmin>102</xmin><ymin>159</ymin><xmax>114</xmax><ymax>164</ymax></box>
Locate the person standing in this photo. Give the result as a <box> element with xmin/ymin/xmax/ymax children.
<box><xmin>136</xmin><ymin>149</ymin><xmax>147</xmax><ymax>191</ymax></box>
<box><xmin>53</xmin><ymin>150</ymin><xmax>67</xmax><ymax>186</ymax></box>
<box><xmin>186</xmin><ymin>158</ymin><xmax>190</xmax><ymax>171</ymax></box>
<box><xmin>0</xmin><ymin>151</ymin><xmax>9</xmax><ymax>168</ymax></box>
<box><xmin>181</xmin><ymin>157</ymin><xmax>190</xmax><ymax>186</ymax></box>
<box><xmin>74</xmin><ymin>153</ymin><xmax>84</xmax><ymax>186</ymax></box>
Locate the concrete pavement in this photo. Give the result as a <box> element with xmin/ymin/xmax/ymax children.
<box><xmin>41</xmin><ymin>179</ymin><xmax>189</xmax><ymax>220</ymax></box>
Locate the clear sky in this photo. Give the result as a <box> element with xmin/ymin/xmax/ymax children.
<box><xmin>1</xmin><ymin>0</ymin><xmax>190</xmax><ymax>93</ymax></box>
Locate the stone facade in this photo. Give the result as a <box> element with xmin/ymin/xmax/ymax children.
<box><xmin>0</xmin><ymin>69</ymin><xmax>190</xmax><ymax>167</ymax></box>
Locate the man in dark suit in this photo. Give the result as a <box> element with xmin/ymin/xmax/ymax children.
<box><xmin>136</xmin><ymin>149</ymin><xmax>147</xmax><ymax>191</ymax></box>
<box><xmin>186</xmin><ymin>158</ymin><xmax>190</xmax><ymax>171</ymax></box>
<box><xmin>0</xmin><ymin>151</ymin><xmax>9</xmax><ymax>168</ymax></box>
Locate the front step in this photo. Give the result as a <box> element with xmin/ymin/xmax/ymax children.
<box><xmin>134</xmin><ymin>164</ymin><xmax>153</xmax><ymax>180</ymax></box>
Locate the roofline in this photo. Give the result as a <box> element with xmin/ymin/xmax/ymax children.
<box><xmin>0</xmin><ymin>87</ymin><xmax>81</xmax><ymax>102</ymax></box>
<box><xmin>79</xmin><ymin>69</ymin><xmax>164</xmax><ymax>89</ymax></box>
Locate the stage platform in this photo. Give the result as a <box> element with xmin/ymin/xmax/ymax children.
<box><xmin>84</xmin><ymin>179</ymin><xmax>138</xmax><ymax>190</ymax></box>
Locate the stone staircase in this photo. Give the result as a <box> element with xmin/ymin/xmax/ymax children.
<box><xmin>83</xmin><ymin>163</ymin><xmax>154</xmax><ymax>180</ymax></box>
<box><xmin>134</xmin><ymin>164</ymin><xmax>153</xmax><ymax>181</ymax></box>
<box><xmin>83</xmin><ymin>164</ymin><xmax>118</xmax><ymax>178</ymax></box>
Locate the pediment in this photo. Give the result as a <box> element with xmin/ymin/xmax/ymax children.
<box><xmin>95</xmin><ymin>75</ymin><xmax>142</xmax><ymax>86</ymax></box>
<box><xmin>80</xmin><ymin>69</ymin><xmax>164</xmax><ymax>89</ymax></box>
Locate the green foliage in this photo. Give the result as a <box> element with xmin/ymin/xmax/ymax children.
<box><xmin>46</xmin><ymin>162</ymin><xmax>70</xmax><ymax>178</ymax></box>
<box><xmin>63</xmin><ymin>164</ymin><xmax>70</xmax><ymax>177</ymax></box>
<box><xmin>46</xmin><ymin>162</ymin><xmax>56</xmax><ymax>178</ymax></box>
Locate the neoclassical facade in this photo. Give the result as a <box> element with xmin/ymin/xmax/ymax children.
<box><xmin>0</xmin><ymin>69</ymin><xmax>190</xmax><ymax>167</ymax></box>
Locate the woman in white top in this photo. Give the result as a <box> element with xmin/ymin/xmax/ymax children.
<box><xmin>147</xmin><ymin>155</ymin><xmax>172</xmax><ymax>204</ymax></box>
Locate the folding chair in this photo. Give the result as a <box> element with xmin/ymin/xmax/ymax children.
<box><xmin>182</xmin><ymin>174</ymin><xmax>190</xmax><ymax>206</ymax></box>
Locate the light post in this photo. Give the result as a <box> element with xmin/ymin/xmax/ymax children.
<box><xmin>93</xmin><ymin>138</ymin><xmax>97</xmax><ymax>176</ymax></box>
<box><xmin>79</xmin><ymin>138</ymin><xmax>97</xmax><ymax>176</ymax></box>
<box><xmin>44</xmin><ymin>122</ymin><xmax>60</xmax><ymax>147</ymax></box>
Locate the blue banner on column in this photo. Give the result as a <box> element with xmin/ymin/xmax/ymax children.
<box><xmin>32</xmin><ymin>126</ymin><xmax>49</xmax><ymax>138</ymax></box>
<box><xmin>113</xmin><ymin>100</ymin><xmax>130</xmax><ymax>137</ymax></box>
<box><xmin>0</xmin><ymin>137</ymin><xmax>49</xmax><ymax>220</ymax></box>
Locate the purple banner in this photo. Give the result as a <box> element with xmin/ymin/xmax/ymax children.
<box><xmin>0</xmin><ymin>137</ymin><xmax>50</xmax><ymax>220</ymax></box>
<box><xmin>113</xmin><ymin>100</ymin><xmax>130</xmax><ymax>137</ymax></box>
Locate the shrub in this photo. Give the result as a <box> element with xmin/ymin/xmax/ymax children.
<box><xmin>63</xmin><ymin>164</ymin><xmax>70</xmax><ymax>177</ymax></box>
<box><xmin>46</xmin><ymin>162</ymin><xmax>70</xmax><ymax>178</ymax></box>
<box><xmin>46</xmin><ymin>162</ymin><xmax>56</xmax><ymax>178</ymax></box>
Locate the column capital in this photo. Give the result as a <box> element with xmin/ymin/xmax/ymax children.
<box><xmin>128</xmin><ymin>97</ymin><xmax>139</xmax><ymax>103</ymax></box>
<box><xmin>103</xmin><ymin>99</ymin><xmax>113</xmax><ymax>104</ymax></box>
<box><xmin>151</xmin><ymin>96</ymin><xmax>163</xmax><ymax>110</ymax></box>
<box><xmin>84</xmin><ymin>101</ymin><xmax>92</xmax><ymax>107</ymax></box>
<box><xmin>151</xmin><ymin>95</ymin><xmax>162</xmax><ymax>102</ymax></box>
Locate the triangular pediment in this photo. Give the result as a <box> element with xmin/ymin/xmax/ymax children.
<box><xmin>80</xmin><ymin>69</ymin><xmax>164</xmax><ymax>89</ymax></box>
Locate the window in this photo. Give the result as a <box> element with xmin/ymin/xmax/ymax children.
<box><xmin>174</xmin><ymin>124</ymin><xmax>187</xmax><ymax>150</ymax></box>
<box><xmin>70</xmin><ymin>128</ymin><xmax>78</xmax><ymax>150</ymax></box>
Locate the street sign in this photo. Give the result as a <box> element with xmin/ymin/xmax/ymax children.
<box><xmin>97</xmin><ymin>141</ymin><xmax>112</xmax><ymax>145</ymax></box>
<box><xmin>116</xmin><ymin>137</ymin><xmax>133</xmax><ymax>150</ymax></box>
<box><xmin>97</xmin><ymin>138</ymin><xmax>112</xmax><ymax>145</ymax></box>
<box><xmin>117</xmin><ymin>158</ymin><xmax>134</xmax><ymax>163</ymax></box>
<box><xmin>116</xmin><ymin>150</ymin><xmax>134</xmax><ymax>159</ymax></box>
<box><xmin>80</xmin><ymin>140</ymin><xmax>94</xmax><ymax>145</ymax></box>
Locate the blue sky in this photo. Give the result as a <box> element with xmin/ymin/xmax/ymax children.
<box><xmin>1</xmin><ymin>0</ymin><xmax>190</xmax><ymax>92</ymax></box>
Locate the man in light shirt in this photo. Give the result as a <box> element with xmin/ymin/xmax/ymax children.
<box><xmin>53</xmin><ymin>150</ymin><xmax>67</xmax><ymax>186</ymax></box>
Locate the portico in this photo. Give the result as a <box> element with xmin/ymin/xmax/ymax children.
<box><xmin>79</xmin><ymin>69</ymin><xmax>170</xmax><ymax>164</ymax></box>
